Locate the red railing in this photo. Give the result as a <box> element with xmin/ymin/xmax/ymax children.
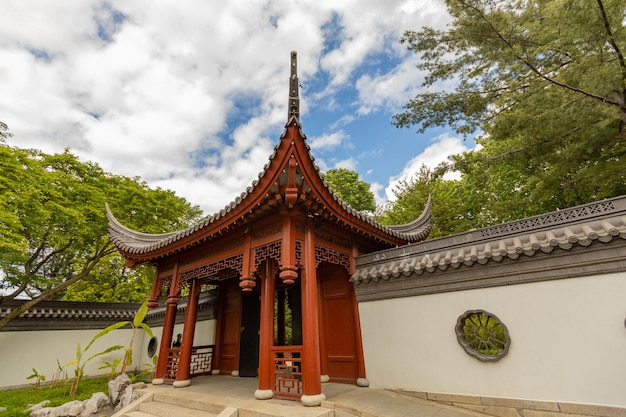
<box><xmin>164</xmin><ymin>345</ymin><xmax>214</xmax><ymax>383</ymax></box>
<box><xmin>271</xmin><ymin>345</ymin><xmax>303</xmax><ymax>400</ymax></box>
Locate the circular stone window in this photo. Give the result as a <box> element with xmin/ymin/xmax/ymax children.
<box><xmin>455</xmin><ymin>310</ymin><xmax>510</xmax><ymax>362</ymax></box>
<box><xmin>147</xmin><ymin>336</ymin><xmax>158</xmax><ymax>358</ymax></box>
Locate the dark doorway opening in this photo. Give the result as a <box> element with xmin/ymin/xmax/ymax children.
<box><xmin>239</xmin><ymin>291</ymin><xmax>261</xmax><ymax>377</ymax></box>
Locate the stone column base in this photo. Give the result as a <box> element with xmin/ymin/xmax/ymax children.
<box><xmin>151</xmin><ymin>378</ymin><xmax>165</xmax><ymax>385</ymax></box>
<box><xmin>211</xmin><ymin>369</ymin><xmax>220</xmax><ymax>375</ymax></box>
<box><xmin>231</xmin><ymin>370</ymin><xmax>239</xmax><ymax>377</ymax></box>
<box><xmin>301</xmin><ymin>393</ymin><xmax>326</xmax><ymax>407</ymax></box>
<box><xmin>356</xmin><ymin>378</ymin><xmax>369</xmax><ymax>387</ymax></box>
<box><xmin>173</xmin><ymin>379</ymin><xmax>191</xmax><ymax>388</ymax></box>
<box><xmin>320</xmin><ymin>375</ymin><xmax>330</xmax><ymax>383</ymax></box>
<box><xmin>255</xmin><ymin>389</ymin><xmax>274</xmax><ymax>400</ymax></box>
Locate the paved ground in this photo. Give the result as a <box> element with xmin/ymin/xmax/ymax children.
<box><xmin>133</xmin><ymin>375</ymin><xmax>493</xmax><ymax>417</ymax></box>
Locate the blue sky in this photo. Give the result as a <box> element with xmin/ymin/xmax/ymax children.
<box><xmin>0</xmin><ymin>0</ymin><xmax>474</xmax><ymax>214</ymax></box>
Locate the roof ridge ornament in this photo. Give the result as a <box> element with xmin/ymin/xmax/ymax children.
<box><xmin>287</xmin><ymin>51</ymin><xmax>300</xmax><ymax>126</ymax></box>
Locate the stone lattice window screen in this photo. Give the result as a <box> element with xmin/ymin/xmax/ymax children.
<box><xmin>455</xmin><ymin>309</ymin><xmax>510</xmax><ymax>362</ymax></box>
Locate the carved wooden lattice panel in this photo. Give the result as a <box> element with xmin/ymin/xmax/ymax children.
<box><xmin>179</xmin><ymin>254</ymin><xmax>243</xmax><ymax>284</ymax></box>
<box><xmin>254</xmin><ymin>240</ymin><xmax>282</xmax><ymax>272</ymax></box>
<box><xmin>295</xmin><ymin>240</ymin><xmax>302</xmax><ymax>265</ymax></box>
<box><xmin>164</xmin><ymin>345</ymin><xmax>215</xmax><ymax>381</ymax></box>
<box><xmin>272</xmin><ymin>346</ymin><xmax>303</xmax><ymax>400</ymax></box>
<box><xmin>190</xmin><ymin>345</ymin><xmax>214</xmax><ymax>377</ymax></box>
<box><xmin>157</xmin><ymin>275</ymin><xmax>173</xmax><ymax>299</ymax></box>
<box><xmin>165</xmin><ymin>348</ymin><xmax>180</xmax><ymax>381</ymax></box>
<box><xmin>315</xmin><ymin>245</ymin><xmax>350</xmax><ymax>271</ymax></box>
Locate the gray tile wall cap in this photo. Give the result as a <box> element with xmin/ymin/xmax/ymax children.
<box><xmin>0</xmin><ymin>294</ymin><xmax>217</xmax><ymax>331</ymax></box>
<box><xmin>352</xmin><ymin>196</ymin><xmax>626</xmax><ymax>284</ymax></box>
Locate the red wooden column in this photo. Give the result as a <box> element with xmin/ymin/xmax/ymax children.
<box><xmin>300</xmin><ymin>221</ymin><xmax>325</xmax><ymax>406</ymax></box>
<box><xmin>153</xmin><ymin>262</ymin><xmax>180</xmax><ymax>385</ymax></box>
<box><xmin>351</xmin><ymin>244</ymin><xmax>369</xmax><ymax>387</ymax></box>
<box><xmin>210</xmin><ymin>282</ymin><xmax>227</xmax><ymax>375</ymax></box>
<box><xmin>255</xmin><ymin>261</ymin><xmax>276</xmax><ymax>400</ymax></box>
<box><xmin>174</xmin><ymin>278</ymin><xmax>201</xmax><ymax>387</ymax></box>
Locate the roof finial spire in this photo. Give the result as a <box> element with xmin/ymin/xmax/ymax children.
<box><xmin>287</xmin><ymin>51</ymin><xmax>300</xmax><ymax>125</ymax></box>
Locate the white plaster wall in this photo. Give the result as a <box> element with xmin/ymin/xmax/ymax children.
<box><xmin>0</xmin><ymin>327</ymin><xmax>145</xmax><ymax>389</ymax></box>
<box><xmin>138</xmin><ymin>319</ymin><xmax>216</xmax><ymax>366</ymax></box>
<box><xmin>358</xmin><ymin>272</ymin><xmax>626</xmax><ymax>408</ymax></box>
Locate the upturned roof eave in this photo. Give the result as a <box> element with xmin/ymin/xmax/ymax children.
<box><xmin>279</xmin><ymin>123</ymin><xmax>432</xmax><ymax>246</ymax></box>
<box><xmin>107</xmin><ymin>123</ymin><xmax>432</xmax><ymax>260</ymax></box>
<box><xmin>106</xmin><ymin>51</ymin><xmax>433</xmax><ymax>260</ymax></box>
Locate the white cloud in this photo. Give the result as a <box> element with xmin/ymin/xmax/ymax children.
<box><xmin>355</xmin><ymin>57</ymin><xmax>427</xmax><ymax>115</ymax></box>
<box><xmin>385</xmin><ymin>133</ymin><xmax>471</xmax><ymax>201</ymax></box>
<box><xmin>309</xmin><ymin>130</ymin><xmax>350</xmax><ymax>150</ymax></box>
<box><xmin>0</xmin><ymin>0</ymin><xmax>451</xmax><ymax>215</ymax></box>
<box><xmin>333</xmin><ymin>158</ymin><xmax>358</xmax><ymax>171</ymax></box>
<box><xmin>369</xmin><ymin>182</ymin><xmax>386</xmax><ymax>206</ymax></box>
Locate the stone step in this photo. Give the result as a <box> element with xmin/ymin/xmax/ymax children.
<box><xmin>139</xmin><ymin>400</ymin><xmax>219</xmax><ymax>417</ymax></box>
<box><xmin>152</xmin><ymin>392</ymin><xmax>225</xmax><ymax>414</ymax></box>
<box><xmin>124</xmin><ymin>411</ymin><xmax>155</xmax><ymax>417</ymax></box>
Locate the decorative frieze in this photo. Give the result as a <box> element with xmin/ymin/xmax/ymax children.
<box><xmin>315</xmin><ymin>230</ymin><xmax>351</xmax><ymax>248</ymax></box>
<box><xmin>479</xmin><ymin>200</ymin><xmax>616</xmax><ymax>238</ymax></box>
<box><xmin>179</xmin><ymin>254</ymin><xmax>243</xmax><ymax>284</ymax></box>
<box><xmin>254</xmin><ymin>240</ymin><xmax>282</xmax><ymax>271</ymax></box>
<box><xmin>254</xmin><ymin>225</ymin><xmax>282</xmax><ymax>240</ymax></box>
<box><xmin>180</xmin><ymin>239</ymin><xmax>244</xmax><ymax>266</ymax></box>
<box><xmin>315</xmin><ymin>245</ymin><xmax>350</xmax><ymax>271</ymax></box>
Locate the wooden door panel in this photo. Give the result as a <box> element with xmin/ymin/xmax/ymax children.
<box><xmin>320</xmin><ymin>263</ymin><xmax>359</xmax><ymax>383</ymax></box>
<box><xmin>219</xmin><ymin>281</ymin><xmax>241</xmax><ymax>374</ymax></box>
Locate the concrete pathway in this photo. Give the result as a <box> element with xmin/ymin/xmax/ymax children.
<box><xmin>120</xmin><ymin>376</ymin><xmax>493</xmax><ymax>417</ymax></box>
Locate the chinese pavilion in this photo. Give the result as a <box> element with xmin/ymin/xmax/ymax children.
<box><xmin>106</xmin><ymin>51</ymin><xmax>432</xmax><ymax>406</ymax></box>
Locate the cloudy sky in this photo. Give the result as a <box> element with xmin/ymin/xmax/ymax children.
<box><xmin>1</xmin><ymin>0</ymin><xmax>473</xmax><ymax>215</ymax></box>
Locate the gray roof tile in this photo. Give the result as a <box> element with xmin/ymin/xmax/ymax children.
<box><xmin>352</xmin><ymin>196</ymin><xmax>626</xmax><ymax>284</ymax></box>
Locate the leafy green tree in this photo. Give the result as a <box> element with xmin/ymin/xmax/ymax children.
<box><xmin>395</xmin><ymin>0</ymin><xmax>626</xmax><ymax>215</ymax></box>
<box><xmin>0</xmin><ymin>144</ymin><xmax>202</xmax><ymax>329</ymax></box>
<box><xmin>0</xmin><ymin>122</ymin><xmax>11</xmax><ymax>141</ymax></box>
<box><xmin>324</xmin><ymin>168</ymin><xmax>377</xmax><ymax>212</ymax></box>
<box><xmin>378</xmin><ymin>164</ymin><xmax>481</xmax><ymax>238</ymax></box>
<box><xmin>61</xmin><ymin>257</ymin><xmax>155</xmax><ymax>303</ymax></box>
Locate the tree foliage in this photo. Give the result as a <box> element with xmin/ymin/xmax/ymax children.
<box><xmin>323</xmin><ymin>168</ymin><xmax>377</xmax><ymax>212</ymax></box>
<box><xmin>393</xmin><ymin>0</ymin><xmax>626</xmax><ymax>223</ymax></box>
<box><xmin>377</xmin><ymin>165</ymin><xmax>479</xmax><ymax>237</ymax></box>
<box><xmin>0</xmin><ymin>144</ymin><xmax>202</xmax><ymax>329</ymax></box>
<box><xmin>0</xmin><ymin>122</ymin><xmax>12</xmax><ymax>141</ymax></box>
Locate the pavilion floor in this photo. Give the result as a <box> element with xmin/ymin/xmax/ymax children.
<box><xmin>116</xmin><ymin>375</ymin><xmax>492</xmax><ymax>417</ymax></box>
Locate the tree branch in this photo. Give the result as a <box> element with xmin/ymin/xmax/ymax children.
<box><xmin>595</xmin><ymin>0</ymin><xmax>626</xmax><ymax>110</ymax></box>
<box><xmin>30</xmin><ymin>238</ymin><xmax>76</xmax><ymax>276</ymax></box>
<box><xmin>596</xmin><ymin>0</ymin><xmax>626</xmax><ymax>77</ymax></box>
<box><xmin>0</xmin><ymin>282</ymin><xmax>28</xmax><ymax>305</ymax></box>
<box><xmin>24</xmin><ymin>234</ymin><xmax>49</xmax><ymax>275</ymax></box>
<box><xmin>0</xmin><ymin>241</ymin><xmax>116</xmax><ymax>330</ymax></box>
<box><xmin>460</xmin><ymin>0</ymin><xmax>624</xmax><ymax>109</ymax></box>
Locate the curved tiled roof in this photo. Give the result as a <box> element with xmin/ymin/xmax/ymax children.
<box><xmin>1</xmin><ymin>296</ymin><xmax>218</xmax><ymax>331</ymax></box>
<box><xmin>0</xmin><ymin>300</ymin><xmax>139</xmax><ymax>331</ymax></box>
<box><xmin>352</xmin><ymin>197</ymin><xmax>626</xmax><ymax>284</ymax></box>
<box><xmin>107</xmin><ymin>52</ymin><xmax>431</xmax><ymax>259</ymax></box>
<box><xmin>106</xmin><ymin>143</ymin><xmax>432</xmax><ymax>256</ymax></box>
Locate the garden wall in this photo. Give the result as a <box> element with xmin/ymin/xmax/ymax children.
<box><xmin>352</xmin><ymin>196</ymin><xmax>626</xmax><ymax>414</ymax></box>
<box><xmin>0</xmin><ymin>298</ymin><xmax>216</xmax><ymax>390</ymax></box>
<box><xmin>0</xmin><ymin>326</ymin><xmax>142</xmax><ymax>389</ymax></box>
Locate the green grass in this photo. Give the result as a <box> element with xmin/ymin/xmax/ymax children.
<box><xmin>0</xmin><ymin>377</ymin><xmax>109</xmax><ymax>417</ymax></box>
